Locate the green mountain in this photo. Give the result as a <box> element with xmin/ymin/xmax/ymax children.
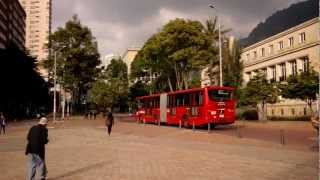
<box><xmin>240</xmin><ymin>0</ymin><xmax>318</xmax><ymax>47</ymax></box>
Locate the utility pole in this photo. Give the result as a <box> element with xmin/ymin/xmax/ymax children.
<box><xmin>209</xmin><ymin>4</ymin><xmax>223</xmax><ymax>86</ymax></box>
<box><xmin>53</xmin><ymin>51</ymin><xmax>57</xmax><ymax>123</ymax></box>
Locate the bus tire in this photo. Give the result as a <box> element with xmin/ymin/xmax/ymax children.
<box><xmin>182</xmin><ymin>114</ymin><xmax>189</xmax><ymax>128</ymax></box>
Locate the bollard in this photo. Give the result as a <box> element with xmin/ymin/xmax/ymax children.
<box><xmin>280</xmin><ymin>129</ymin><xmax>285</xmax><ymax>145</ymax></box>
<box><xmin>192</xmin><ymin>120</ymin><xmax>195</xmax><ymax>132</ymax></box>
<box><xmin>237</xmin><ymin>124</ymin><xmax>242</xmax><ymax>138</ymax></box>
<box><xmin>208</xmin><ymin>122</ymin><xmax>211</xmax><ymax>133</ymax></box>
<box><xmin>179</xmin><ymin>120</ymin><xmax>182</xmax><ymax>129</ymax></box>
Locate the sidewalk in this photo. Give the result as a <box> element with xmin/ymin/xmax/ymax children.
<box><xmin>0</xmin><ymin>117</ymin><xmax>317</xmax><ymax>179</ymax></box>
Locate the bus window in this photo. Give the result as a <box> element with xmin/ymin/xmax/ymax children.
<box><xmin>194</xmin><ymin>92</ymin><xmax>203</xmax><ymax>106</ymax></box>
<box><xmin>208</xmin><ymin>90</ymin><xmax>232</xmax><ymax>101</ymax></box>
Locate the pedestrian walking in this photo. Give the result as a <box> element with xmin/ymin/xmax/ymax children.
<box><xmin>0</xmin><ymin>112</ymin><xmax>6</xmax><ymax>135</ymax></box>
<box><xmin>25</xmin><ymin>117</ymin><xmax>49</xmax><ymax>180</ymax></box>
<box><xmin>105</xmin><ymin>111</ymin><xmax>114</xmax><ymax>136</ymax></box>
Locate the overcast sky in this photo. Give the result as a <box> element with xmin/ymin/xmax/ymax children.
<box><xmin>52</xmin><ymin>0</ymin><xmax>303</xmax><ymax>57</ymax></box>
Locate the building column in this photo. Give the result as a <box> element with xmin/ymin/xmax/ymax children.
<box><xmin>267</xmin><ymin>66</ymin><xmax>273</xmax><ymax>81</ymax></box>
<box><xmin>286</xmin><ymin>61</ymin><xmax>292</xmax><ymax>77</ymax></box>
<box><xmin>276</xmin><ymin>64</ymin><xmax>282</xmax><ymax>82</ymax></box>
<box><xmin>244</xmin><ymin>72</ymin><xmax>250</xmax><ymax>84</ymax></box>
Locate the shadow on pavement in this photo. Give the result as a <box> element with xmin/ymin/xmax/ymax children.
<box><xmin>48</xmin><ymin>160</ymin><xmax>112</xmax><ymax>180</ymax></box>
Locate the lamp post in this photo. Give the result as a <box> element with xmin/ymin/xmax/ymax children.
<box><xmin>209</xmin><ymin>4</ymin><xmax>223</xmax><ymax>87</ymax></box>
<box><xmin>142</xmin><ymin>68</ymin><xmax>153</xmax><ymax>94</ymax></box>
<box><xmin>53</xmin><ymin>51</ymin><xmax>57</xmax><ymax>123</ymax></box>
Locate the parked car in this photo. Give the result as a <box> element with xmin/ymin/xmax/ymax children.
<box><xmin>311</xmin><ymin>111</ymin><xmax>319</xmax><ymax>131</ymax></box>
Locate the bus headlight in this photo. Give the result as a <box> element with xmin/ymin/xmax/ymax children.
<box><xmin>210</xmin><ymin>111</ymin><xmax>216</xmax><ymax>115</ymax></box>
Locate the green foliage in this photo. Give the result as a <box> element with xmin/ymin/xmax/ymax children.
<box><xmin>89</xmin><ymin>58</ymin><xmax>129</xmax><ymax>112</ymax></box>
<box><xmin>88</xmin><ymin>81</ymin><xmax>112</xmax><ymax>111</ymax></box>
<box><xmin>279</xmin><ymin>70</ymin><xmax>319</xmax><ymax>111</ymax></box>
<box><xmin>239</xmin><ymin>72</ymin><xmax>278</xmax><ymax>121</ymax></box>
<box><xmin>222</xmin><ymin>39</ymin><xmax>243</xmax><ymax>88</ymax></box>
<box><xmin>43</xmin><ymin>15</ymin><xmax>101</xmax><ymax>112</ymax></box>
<box><xmin>0</xmin><ymin>47</ymin><xmax>50</xmax><ymax>119</ymax></box>
<box><xmin>239</xmin><ymin>72</ymin><xmax>278</xmax><ymax>106</ymax></box>
<box><xmin>131</xmin><ymin>18</ymin><xmax>212</xmax><ymax>91</ymax></box>
<box><xmin>268</xmin><ymin>116</ymin><xmax>311</xmax><ymax>121</ymax></box>
<box><xmin>237</xmin><ymin>109</ymin><xmax>259</xmax><ymax>120</ymax></box>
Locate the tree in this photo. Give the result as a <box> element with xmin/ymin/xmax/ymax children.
<box><xmin>104</xmin><ymin>59</ymin><xmax>129</xmax><ymax>111</ymax></box>
<box><xmin>131</xmin><ymin>18</ymin><xmax>212</xmax><ymax>92</ymax></box>
<box><xmin>0</xmin><ymin>47</ymin><xmax>50</xmax><ymax>119</ymax></box>
<box><xmin>88</xmin><ymin>81</ymin><xmax>112</xmax><ymax>112</ymax></box>
<box><xmin>222</xmin><ymin>38</ymin><xmax>243</xmax><ymax>88</ymax></box>
<box><xmin>88</xmin><ymin>58</ymin><xmax>129</xmax><ymax>112</ymax></box>
<box><xmin>239</xmin><ymin>72</ymin><xmax>278</xmax><ymax>120</ymax></box>
<box><xmin>280</xmin><ymin>70</ymin><xmax>319</xmax><ymax>112</ymax></box>
<box><xmin>43</xmin><ymin>15</ymin><xmax>101</xmax><ymax>113</ymax></box>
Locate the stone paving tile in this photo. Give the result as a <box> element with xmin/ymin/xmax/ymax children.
<box><xmin>0</xmin><ymin>118</ymin><xmax>318</xmax><ymax>180</ymax></box>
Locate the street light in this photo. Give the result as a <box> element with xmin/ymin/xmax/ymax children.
<box><xmin>53</xmin><ymin>51</ymin><xmax>57</xmax><ymax>123</ymax></box>
<box><xmin>142</xmin><ymin>68</ymin><xmax>153</xmax><ymax>94</ymax></box>
<box><xmin>209</xmin><ymin>4</ymin><xmax>223</xmax><ymax>87</ymax></box>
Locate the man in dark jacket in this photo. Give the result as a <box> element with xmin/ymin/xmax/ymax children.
<box><xmin>105</xmin><ymin>111</ymin><xmax>114</xmax><ymax>136</ymax></box>
<box><xmin>25</xmin><ymin>117</ymin><xmax>49</xmax><ymax>180</ymax></box>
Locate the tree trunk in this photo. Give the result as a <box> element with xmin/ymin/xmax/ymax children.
<box><xmin>174</xmin><ymin>64</ymin><xmax>182</xmax><ymax>90</ymax></box>
<box><xmin>257</xmin><ymin>102</ymin><xmax>267</xmax><ymax>121</ymax></box>
<box><xmin>167</xmin><ymin>78</ymin><xmax>173</xmax><ymax>92</ymax></box>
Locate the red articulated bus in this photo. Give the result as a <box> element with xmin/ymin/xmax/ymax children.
<box><xmin>135</xmin><ymin>86</ymin><xmax>236</xmax><ymax>128</ymax></box>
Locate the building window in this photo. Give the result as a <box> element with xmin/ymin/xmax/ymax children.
<box><xmin>291</xmin><ymin>108</ymin><xmax>295</xmax><ymax>115</ymax></box>
<box><xmin>303</xmin><ymin>108</ymin><xmax>307</xmax><ymax>115</ymax></box>
<box><xmin>281</xmin><ymin>109</ymin><xmax>284</xmax><ymax>116</ymax></box>
<box><xmin>288</xmin><ymin>37</ymin><xmax>294</xmax><ymax>47</ymax></box>
<box><xmin>279</xmin><ymin>41</ymin><xmax>284</xmax><ymax>50</ymax></box>
<box><xmin>261</xmin><ymin>48</ymin><xmax>265</xmax><ymax>57</ymax></box>
<box><xmin>269</xmin><ymin>45</ymin><xmax>273</xmax><ymax>54</ymax></box>
<box><xmin>290</xmin><ymin>60</ymin><xmax>297</xmax><ymax>76</ymax></box>
<box><xmin>302</xmin><ymin>57</ymin><xmax>309</xmax><ymax>72</ymax></box>
<box><xmin>279</xmin><ymin>63</ymin><xmax>286</xmax><ymax>81</ymax></box>
<box><xmin>253</xmin><ymin>51</ymin><xmax>257</xmax><ymax>59</ymax></box>
<box><xmin>271</xmin><ymin>109</ymin><xmax>274</xmax><ymax>115</ymax></box>
<box><xmin>299</xmin><ymin>32</ymin><xmax>306</xmax><ymax>43</ymax></box>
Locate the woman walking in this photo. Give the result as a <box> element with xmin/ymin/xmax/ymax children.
<box><xmin>105</xmin><ymin>111</ymin><xmax>114</xmax><ymax>136</ymax></box>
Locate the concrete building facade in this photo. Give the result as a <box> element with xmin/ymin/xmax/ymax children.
<box><xmin>122</xmin><ymin>47</ymin><xmax>140</xmax><ymax>76</ymax></box>
<box><xmin>19</xmin><ymin>0</ymin><xmax>51</xmax><ymax>62</ymax></box>
<box><xmin>0</xmin><ymin>0</ymin><xmax>26</xmax><ymax>50</ymax></box>
<box><xmin>241</xmin><ymin>18</ymin><xmax>320</xmax><ymax>117</ymax></box>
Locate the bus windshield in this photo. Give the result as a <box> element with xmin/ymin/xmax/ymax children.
<box><xmin>208</xmin><ymin>89</ymin><xmax>233</xmax><ymax>101</ymax></box>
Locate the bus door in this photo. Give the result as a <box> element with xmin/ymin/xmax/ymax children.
<box><xmin>167</xmin><ymin>95</ymin><xmax>177</xmax><ymax>124</ymax></box>
<box><xmin>160</xmin><ymin>93</ymin><xmax>167</xmax><ymax>123</ymax></box>
<box><xmin>189</xmin><ymin>91</ymin><xmax>204</xmax><ymax>125</ymax></box>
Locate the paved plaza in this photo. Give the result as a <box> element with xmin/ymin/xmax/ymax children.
<box><xmin>0</xmin><ymin>116</ymin><xmax>318</xmax><ymax>180</ymax></box>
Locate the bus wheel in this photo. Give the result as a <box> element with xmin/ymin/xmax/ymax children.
<box><xmin>182</xmin><ymin>115</ymin><xmax>189</xmax><ymax>128</ymax></box>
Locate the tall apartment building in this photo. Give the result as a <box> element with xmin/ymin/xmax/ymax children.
<box><xmin>241</xmin><ymin>18</ymin><xmax>320</xmax><ymax>117</ymax></box>
<box><xmin>0</xmin><ymin>0</ymin><xmax>26</xmax><ymax>50</ymax></box>
<box><xmin>122</xmin><ymin>47</ymin><xmax>140</xmax><ymax>76</ymax></box>
<box><xmin>19</xmin><ymin>0</ymin><xmax>51</xmax><ymax>63</ymax></box>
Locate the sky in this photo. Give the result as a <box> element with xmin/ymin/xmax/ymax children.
<box><xmin>52</xmin><ymin>0</ymin><xmax>303</xmax><ymax>57</ymax></box>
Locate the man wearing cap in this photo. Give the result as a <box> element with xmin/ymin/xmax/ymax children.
<box><xmin>25</xmin><ymin>117</ymin><xmax>49</xmax><ymax>180</ymax></box>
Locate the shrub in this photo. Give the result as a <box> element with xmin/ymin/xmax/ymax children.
<box><xmin>267</xmin><ymin>116</ymin><xmax>311</xmax><ymax>121</ymax></box>
<box><xmin>236</xmin><ymin>108</ymin><xmax>258</xmax><ymax>120</ymax></box>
